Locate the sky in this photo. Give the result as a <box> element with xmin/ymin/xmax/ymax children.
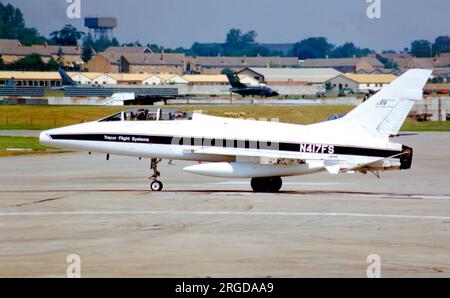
<box><xmin>5</xmin><ymin>0</ymin><xmax>450</xmax><ymax>52</ymax></box>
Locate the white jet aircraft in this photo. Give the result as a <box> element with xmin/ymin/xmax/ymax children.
<box><xmin>40</xmin><ymin>69</ymin><xmax>431</xmax><ymax>192</ymax></box>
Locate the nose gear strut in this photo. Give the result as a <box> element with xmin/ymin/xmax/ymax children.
<box><xmin>149</xmin><ymin>158</ymin><xmax>163</xmax><ymax>191</ymax></box>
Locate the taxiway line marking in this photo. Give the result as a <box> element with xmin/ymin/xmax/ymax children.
<box><xmin>0</xmin><ymin>210</ymin><xmax>449</xmax><ymax>220</ymax></box>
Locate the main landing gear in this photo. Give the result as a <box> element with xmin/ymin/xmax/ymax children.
<box><xmin>250</xmin><ymin>176</ymin><xmax>282</xmax><ymax>193</ymax></box>
<box><xmin>149</xmin><ymin>158</ymin><xmax>163</xmax><ymax>191</ymax></box>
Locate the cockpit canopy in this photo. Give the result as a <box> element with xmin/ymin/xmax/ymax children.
<box><xmin>99</xmin><ymin>108</ymin><xmax>193</xmax><ymax>122</ymax></box>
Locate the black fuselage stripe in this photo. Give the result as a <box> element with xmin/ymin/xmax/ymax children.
<box><xmin>49</xmin><ymin>134</ymin><xmax>401</xmax><ymax>158</ymax></box>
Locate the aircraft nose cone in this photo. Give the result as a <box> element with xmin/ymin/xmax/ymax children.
<box><xmin>39</xmin><ymin>131</ymin><xmax>52</xmax><ymax>146</ymax></box>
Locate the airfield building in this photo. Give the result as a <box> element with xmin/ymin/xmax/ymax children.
<box><xmin>0</xmin><ymin>39</ymin><xmax>83</xmax><ymax>69</ymax></box>
<box><xmin>87</xmin><ymin>52</ymin><xmax>186</xmax><ymax>74</ymax></box>
<box><xmin>186</xmin><ymin>56</ymin><xmax>299</xmax><ymax>74</ymax></box>
<box><xmin>237</xmin><ymin>67</ymin><xmax>342</xmax><ymax>85</ymax></box>
<box><xmin>326</xmin><ymin>73</ymin><xmax>397</xmax><ymax>93</ymax></box>
<box><xmin>300</xmin><ymin>57</ymin><xmax>384</xmax><ymax>73</ymax></box>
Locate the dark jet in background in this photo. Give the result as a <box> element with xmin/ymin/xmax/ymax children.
<box><xmin>225</xmin><ymin>70</ymin><xmax>279</xmax><ymax>98</ymax></box>
<box><xmin>58</xmin><ymin>68</ymin><xmax>77</xmax><ymax>87</ymax></box>
<box><xmin>52</xmin><ymin>68</ymin><xmax>89</xmax><ymax>91</ymax></box>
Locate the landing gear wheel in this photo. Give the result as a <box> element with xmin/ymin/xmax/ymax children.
<box><xmin>149</xmin><ymin>158</ymin><xmax>163</xmax><ymax>191</ymax></box>
<box><xmin>150</xmin><ymin>180</ymin><xmax>163</xmax><ymax>191</ymax></box>
<box><xmin>251</xmin><ymin>176</ymin><xmax>282</xmax><ymax>193</ymax></box>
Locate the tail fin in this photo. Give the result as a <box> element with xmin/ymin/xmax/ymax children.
<box><xmin>342</xmin><ymin>69</ymin><xmax>432</xmax><ymax>137</ymax></box>
<box><xmin>58</xmin><ymin>68</ymin><xmax>76</xmax><ymax>86</ymax></box>
<box><xmin>225</xmin><ymin>72</ymin><xmax>246</xmax><ymax>88</ymax></box>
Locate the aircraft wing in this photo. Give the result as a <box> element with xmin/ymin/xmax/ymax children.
<box><xmin>340</xmin><ymin>152</ymin><xmax>405</xmax><ymax>173</ymax></box>
<box><xmin>187</xmin><ymin>147</ymin><xmax>401</xmax><ymax>174</ymax></box>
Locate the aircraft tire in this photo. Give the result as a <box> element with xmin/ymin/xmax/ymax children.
<box><xmin>251</xmin><ymin>177</ymin><xmax>282</xmax><ymax>193</ymax></box>
<box><xmin>150</xmin><ymin>180</ymin><xmax>163</xmax><ymax>191</ymax></box>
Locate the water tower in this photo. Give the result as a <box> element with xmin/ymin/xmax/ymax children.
<box><xmin>84</xmin><ymin>17</ymin><xmax>118</xmax><ymax>39</ymax></box>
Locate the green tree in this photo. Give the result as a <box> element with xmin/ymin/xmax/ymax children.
<box><xmin>186</xmin><ymin>29</ymin><xmax>282</xmax><ymax>57</ymax></box>
<box><xmin>82</xmin><ymin>33</ymin><xmax>119</xmax><ymax>53</ymax></box>
<box><xmin>190</xmin><ymin>42</ymin><xmax>223</xmax><ymax>56</ymax></box>
<box><xmin>82</xmin><ymin>45</ymin><xmax>93</xmax><ymax>63</ymax></box>
<box><xmin>223</xmin><ymin>28</ymin><xmax>258</xmax><ymax>55</ymax></box>
<box><xmin>410</xmin><ymin>39</ymin><xmax>432</xmax><ymax>57</ymax></box>
<box><xmin>291</xmin><ymin>37</ymin><xmax>334</xmax><ymax>59</ymax></box>
<box><xmin>56</xmin><ymin>47</ymin><xmax>63</xmax><ymax>65</ymax></box>
<box><xmin>225</xmin><ymin>29</ymin><xmax>242</xmax><ymax>48</ymax></box>
<box><xmin>433</xmin><ymin>36</ymin><xmax>450</xmax><ymax>55</ymax></box>
<box><xmin>0</xmin><ymin>53</ymin><xmax>58</xmax><ymax>71</ymax></box>
<box><xmin>240</xmin><ymin>31</ymin><xmax>257</xmax><ymax>44</ymax></box>
<box><xmin>50</xmin><ymin>24</ymin><xmax>84</xmax><ymax>46</ymax></box>
<box><xmin>123</xmin><ymin>41</ymin><xmax>143</xmax><ymax>47</ymax></box>
<box><xmin>148</xmin><ymin>43</ymin><xmax>162</xmax><ymax>53</ymax></box>
<box><xmin>0</xmin><ymin>2</ymin><xmax>47</xmax><ymax>45</ymax></box>
<box><xmin>12</xmin><ymin>53</ymin><xmax>47</xmax><ymax>70</ymax></box>
<box><xmin>376</xmin><ymin>54</ymin><xmax>398</xmax><ymax>69</ymax></box>
<box><xmin>330</xmin><ymin>42</ymin><xmax>373</xmax><ymax>58</ymax></box>
<box><xmin>46</xmin><ymin>57</ymin><xmax>59</xmax><ymax>71</ymax></box>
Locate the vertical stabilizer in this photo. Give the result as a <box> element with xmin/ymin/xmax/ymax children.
<box><xmin>58</xmin><ymin>68</ymin><xmax>77</xmax><ymax>86</ymax></box>
<box><xmin>342</xmin><ymin>69</ymin><xmax>432</xmax><ymax>136</ymax></box>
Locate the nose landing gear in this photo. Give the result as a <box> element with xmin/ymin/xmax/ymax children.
<box><xmin>149</xmin><ymin>158</ymin><xmax>163</xmax><ymax>191</ymax></box>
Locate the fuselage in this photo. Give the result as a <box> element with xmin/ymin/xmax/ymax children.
<box><xmin>40</xmin><ymin>109</ymin><xmax>404</xmax><ymax>178</ymax></box>
<box><xmin>231</xmin><ymin>86</ymin><xmax>279</xmax><ymax>97</ymax></box>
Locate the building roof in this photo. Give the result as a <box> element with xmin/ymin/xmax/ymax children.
<box><xmin>259</xmin><ymin>43</ymin><xmax>295</xmax><ymax>55</ymax></box>
<box><xmin>79</xmin><ymin>72</ymin><xmax>106</xmax><ymax>80</ymax></box>
<box><xmin>392</xmin><ymin>54</ymin><xmax>450</xmax><ymax>69</ymax></box>
<box><xmin>301</xmin><ymin>57</ymin><xmax>384</xmax><ymax>69</ymax></box>
<box><xmin>0</xmin><ymin>71</ymin><xmax>61</xmax><ymax>80</ymax></box>
<box><xmin>122</xmin><ymin>53</ymin><xmax>185</xmax><ymax>66</ymax></box>
<box><xmin>342</xmin><ymin>73</ymin><xmax>397</xmax><ymax>84</ymax></box>
<box><xmin>393</xmin><ymin>57</ymin><xmax>434</xmax><ymax>69</ymax></box>
<box><xmin>432</xmin><ymin>67</ymin><xmax>450</xmax><ymax>76</ymax></box>
<box><xmin>432</xmin><ymin>53</ymin><xmax>450</xmax><ymax>68</ymax></box>
<box><xmin>183</xmin><ymin>75</ymin><xmax>229</xmax><ymax>83</ymax></box>
<box><xmin>357</xmin><ymin>68</ymin><xmax>397</xmax><ymax>74</ymax></box>
<box><xmin>156</xmin><ymin>74</ymin><xmax>181</xmax><ymax>81</ymax></box>
<box><xmin>0</xmin><ymin>39</ymin><xmax>21</xmax><ymax>47</ymax></box>
<box><xmin>107</xmin><ymin>73</ymin><xmax>153</xmax><ymax>82</ymax></box>
<box><xmin>425</xmin><ymin>83</ymin><xmax>450</xmax><ymax>90</ymax></box>
<box><xmin>239</xmin><ymin>67</ymin><xmax>342</xmax><ymax>83</ymax></box>
<box><xmin>104</xmin><ymin>46</ymin><xmax>152</xmax><ymax>54</ymax></box>
<box><xmin>0</xmin><ymin>44</ymin><xmax>82</xmax><ymax>56</ymax></box>
<box><xmin>94</xmin><ymin>52</ymin><xmax>121</xmax><ymax>64</ymax></box>
<box><xmin>378</xmin><ymin>53</ymin><xmax>411</xmax><ymax>60</ymax></box>
<box><xmin>188</xmin><ymin>56</ymin><xmax>299</xmax><ymax>68</ymax></box>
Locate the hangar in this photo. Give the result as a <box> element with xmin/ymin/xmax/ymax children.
<box><xmin>0</xmin><ymin>71</ymin><xmax>61</xmax><ymax>87</ymax></box>
<box><xmin>327</xmin><ymin>73</ymin><xmax>397</xmax><ymax>93</ymax></box>
<box><xmin>237</xmin><ymin>67</ymin><xmax>342</xmax><ymax>86</ymax></box>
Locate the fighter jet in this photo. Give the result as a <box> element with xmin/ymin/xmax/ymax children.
<box><xmin>52</xmin><ymin>68</ymin><xmax>105</xmax><ymax>91</ymax></box>
<box><xmin>225</xmin><ymin>71</ymin><xmax>279</xmax><ymax>98</ymax></box>
<box><xmin>40</xmin><ymin>69</ymin><xmax>431</xmax><ymax>192</ymax></box>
